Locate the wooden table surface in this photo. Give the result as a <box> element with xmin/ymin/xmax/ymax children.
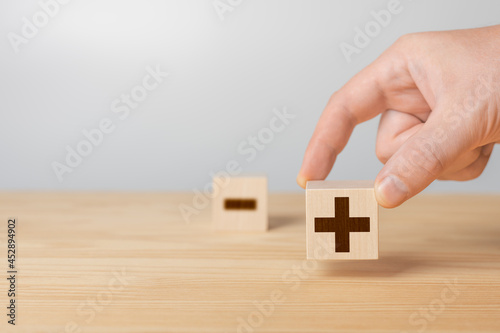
<box><xmin>1</xmin><ymin>192</ymin><xmax>500</xmax><ymax>333</ymax></box>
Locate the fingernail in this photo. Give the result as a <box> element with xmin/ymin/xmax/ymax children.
<box><xmin>296</xmin><ymin>175</ymin><xmax>307</xmax><ymax>188</ymax></box>
<box><xmin>376</xmin><ymin>175</ymin><xmax>408</xmax><ymax>207</ymax></box>
<box><xmin>482</xmin><ymin>144</ymin><xmax>494</xmax><ymax>156</ymax></box>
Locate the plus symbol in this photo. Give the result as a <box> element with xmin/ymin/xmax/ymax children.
<box><xmin>314</xmin><ymin>197</ymin><xmax>370</xmax><ymax>252</ymax></box>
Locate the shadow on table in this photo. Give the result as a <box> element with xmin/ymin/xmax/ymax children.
<box><xmin>315</xmin><ymin>253</ymin><xmax>424</xmax><ymax>278</ymax></box>
<box><xmin>317</xmin><ymin>238</ymin><xmax>500</xmax><ymax>278</ymax></box>
<box><xmin>269</xmin><ymin>215</ymin><xmax>302</xmax><ymax>230</ymax></box>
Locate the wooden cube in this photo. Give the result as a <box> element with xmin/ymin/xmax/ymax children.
<box><xmin>306</xmin><ymin>180</ymin><xmax>378</xmax><ymax>260</ymax></box>
<box><xmin>212</xmin><ymin>176</ymin><xmax>268</xmax><ymax>231</ymax></box>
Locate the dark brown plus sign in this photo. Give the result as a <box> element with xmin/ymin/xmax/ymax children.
<box><xmin>314</xmin><ymin>197</ymin><xmax>370</xmax><ymax>252</ymax></box>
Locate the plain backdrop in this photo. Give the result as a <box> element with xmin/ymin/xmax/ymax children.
<box><xmin>1</xmin><ymin>0</ymin><xmax>499</xmax><ymax>192</ymax></box>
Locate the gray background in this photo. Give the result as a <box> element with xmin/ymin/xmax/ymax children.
<box><xmin>1</xmin><ymin>0</ymin><xmax>499</xmax><ymax>192</ymax></box>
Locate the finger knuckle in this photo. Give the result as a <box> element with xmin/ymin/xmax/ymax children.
<box><xmin>462</xmin><ymin>165</ymin><xmax>485</xmax><ymax>181</ymax></box>
<box><xmin>393</xmin><ymin>33</ymin><xmax>420</xmax><ymax>49</ymax></box>
<box><xmin>396</xmin><ymin>138</ymin><xmax>446</xmax><ymax>180</ymax></box>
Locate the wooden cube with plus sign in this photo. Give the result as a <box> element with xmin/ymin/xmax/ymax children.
<box><xmin>306</xmin><ymin>180</ymin><xmax>379</xmax><ymax>260</ymax></box>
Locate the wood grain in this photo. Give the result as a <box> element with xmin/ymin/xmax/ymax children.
<box><xmin>1</xmin><ymin>192</ymin><xmax>500</xmax><ymax>332</ymax></box>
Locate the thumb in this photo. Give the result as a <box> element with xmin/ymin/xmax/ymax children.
<box><xmin>374</xmin><ymin>114</ymin><xmax>473</xmax><ymax>208</ymax></box>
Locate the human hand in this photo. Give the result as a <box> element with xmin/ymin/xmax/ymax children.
<box><xmin>297</xmin><ymin>26</ymin><xmax>500</xmax><ymax>208</ymax></box>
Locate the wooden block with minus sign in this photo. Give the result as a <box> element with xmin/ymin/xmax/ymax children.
<box><xmin>306</xmin><ymin>180</ymin><xmax>378</xmax><ymax>260</ymax></box>
<box><xmin>212</xmin><ymin>176</ymin><xmax>268</xmax><ymax>231</ymax></box>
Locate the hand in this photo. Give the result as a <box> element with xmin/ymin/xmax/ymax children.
<box><xmin>297</xmin><ymin>26</ymin><xmax>500</xmax><ymax>208</ymax></box>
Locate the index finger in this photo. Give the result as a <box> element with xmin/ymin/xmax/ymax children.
<box><xmin>297</xmin><ymin>62</ymin><xmax>389</xmax><ymax>188</ymax></box>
